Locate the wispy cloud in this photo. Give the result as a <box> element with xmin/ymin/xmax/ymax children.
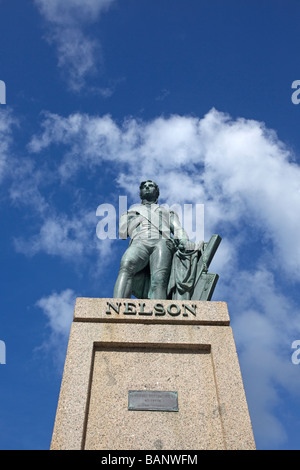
<box><xmin>0</xmin><ymin>108</ymin><xmax>18</xmax><ymax>183</ymax></box>
<box><xmin>36</xmin><ymin>289</ymin><xmax>77</xmax><ymax>367</ymax></box>
<box><xmin>13</xmin><ymin>204</ymin><xmax>116</xmax><ymax>280</ymax></box>
<box><xmin>28</xmin><ymin>108</ymin><xmax>300</xmax><ymax>280</ymax></box>
<box><xmin>14</xmin><ymin>211</ymin><xmax>96</xmax><ymax>259</ymax></box>
<box><xmin>155</xmin><ymin>88</ymin><xmax>170</xmax><ymax>101</ymax></box>
<box><xmin>227</xmin><ymin>268</ymin><xmax>300</xmax><ymax>446</ymax></box>
<box><xmin>34</xmin><ymin>0</ymin><xmax>116</xmax><ymax>92</ymax></box>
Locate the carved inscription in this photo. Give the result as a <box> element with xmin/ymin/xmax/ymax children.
<box><xmin>105</xmin><ymin>301</ymin><xmax>197</xmax><ymax>318</ymax></box>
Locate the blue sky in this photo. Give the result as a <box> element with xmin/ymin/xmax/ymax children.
<box><xmin>1</xmin><ymin>0</ymin><xmax>300</xmax><ymax>450</ymax></box>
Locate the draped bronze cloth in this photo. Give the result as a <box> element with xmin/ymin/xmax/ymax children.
<box><xmin>167</xmin><ymin>247</ymin><xmax>201</xmax><ymax>300</ymax></box>
<box><xmin>168</xmin><ymin>236</ymin><xmax>221</xmax><ymax>301</ymax></box>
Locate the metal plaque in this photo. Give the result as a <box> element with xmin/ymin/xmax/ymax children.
<box><xmin>128</xmin><ymin>390</ymin><xmax>178</xmax><ymax>412</ymax></box>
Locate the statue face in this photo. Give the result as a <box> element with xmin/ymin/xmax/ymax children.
<box><xmin>140</xmin><ymin>180</ymin><xmax>159</xmax><ymax>202</ymax></box>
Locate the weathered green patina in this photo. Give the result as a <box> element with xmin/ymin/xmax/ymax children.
<box><xmin>113</xmin><ymin>180</ymin><xmax>221</xmax><ymax>300</ymax></box>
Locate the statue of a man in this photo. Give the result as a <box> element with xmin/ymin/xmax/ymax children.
<box><xmin>113</xmin><ymin>180</ymin><xmax>189</xmax><ymax>299</ymax></box>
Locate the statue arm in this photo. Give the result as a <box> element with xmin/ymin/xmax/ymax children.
<box><xmin>119</xmin><ymin>211</ymin><xmax>142</xmax><ymax>239</ymax></box>
<box><xmin>119</xmin><ymin>212</ymin><xmax>130</xmax><ymax>239</ymax></box>
<box><xmin>170</xmin><ymin>211</ymin><xmax>189</xmax><ymax>248</ymax></box>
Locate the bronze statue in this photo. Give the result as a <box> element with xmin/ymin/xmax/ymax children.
<box><xmin>113</xmin><ymin>180</ymin><xmax>221</xmax><ymax>300</ymax></box>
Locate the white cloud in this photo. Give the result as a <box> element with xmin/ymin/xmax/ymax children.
<box><xmin>228</xmin><ymin>268</ymin><xmax>300</xmax><ymax>447</ymax></box>
<box><xmin>34</xmin><ymin>0</ymin><xmax>114</xmax><ymax>25</ymax></box>
<box><xmin>28</xmin><ymin>108</ymin><xmax>300</xmax><ymax>279</ymax></box>
<box><xmin>14</xmin><ymin>206</ymin><xmax>116</xmax><ymax>282</ymax></box>
<box><xmin>8</xmin><ymin>157</ymin><xmax>50</xmax><ymax>214</ymax></box>
<box><xmin>36</xmin><ymin>288</ymin><xmax>77</xmax><ymax>366</ymax></box>
<box><xmin>14</xmin><ymin>210</ymin><xmax>96</xmax><ymax>259</ymax></box>
<box><xmin>34</xmin><ymin>0</ymin><xmax>116</xmax><ymax>92</ymax></box>
<box><xmin>0</xmin><ymin>108</ymin><xmax>18</xmax><ymax>183</ymax></box>
<box><xmin>53</xmin><ymin>27</ymin><xmax>102</xmax><ymax>92</ymax></box>
<box><xmin>37</xmin><ymin>288</ymin><xmax>75</xmax><ymax>337</ymax></box>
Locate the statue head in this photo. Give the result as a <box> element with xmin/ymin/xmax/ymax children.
<box><xmin>139</xmin><ymin>180</ymin><xmax>160</xmax><ymax>203</ymax></box>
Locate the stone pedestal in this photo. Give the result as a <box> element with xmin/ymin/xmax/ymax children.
<box><xmin>50</xmin><ymin>298</ymin><xmax>256</xmax><ymax>450</ymax></box>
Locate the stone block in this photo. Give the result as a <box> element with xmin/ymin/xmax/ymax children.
<box><xmin>50</xmin><ymin>298</ymin><xmax>255</xmax><ymax>450</ymax></box>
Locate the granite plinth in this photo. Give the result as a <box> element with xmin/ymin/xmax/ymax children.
<box><xmin>50</xmin><ymin>298</ymin><xmax>255</xmax><ymax>450</ymax></box>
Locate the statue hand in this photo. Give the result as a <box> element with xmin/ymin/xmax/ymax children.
<box><xmin>177</xmin><ymin>239</ymin><xmax>188</xmax><ymax>251</ymax></box>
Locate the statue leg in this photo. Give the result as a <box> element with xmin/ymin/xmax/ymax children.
<box><xmin>149</xmin><ymin>240</ymin><xmax>174</xmax><ymax>299</ymax></box>
<box><xmin>113</xmin><ymin>270</ymin><xmax>133</xmax><ymax>298</ymax></box>
<box><xmin>113</xmin><ymin>242</ymin><xmax>149</xmax><ymax>298</ymax></box>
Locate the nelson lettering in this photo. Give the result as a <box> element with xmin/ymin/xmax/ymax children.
<box><xmin>105</xmin><ymin>301</ymin><xmax>197</xmax><ymax>317</ymax></box>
